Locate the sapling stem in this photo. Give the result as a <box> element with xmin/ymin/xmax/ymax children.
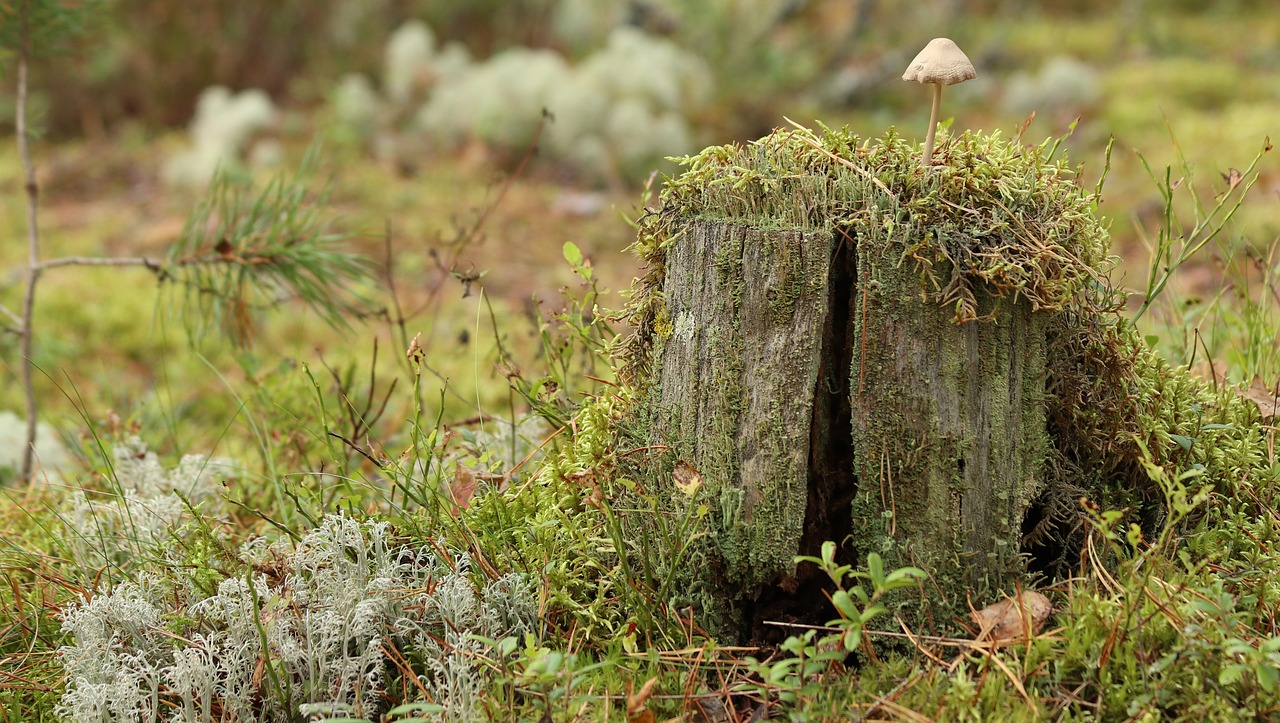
<box><xmin>17</xmin><ymin>2</ymin><xmax>40</xmax><ymax>484</ymax></box>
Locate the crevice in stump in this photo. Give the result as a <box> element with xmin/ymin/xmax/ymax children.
<box><xmin>1020</xmin><ymin>494</ymin><xmax>1065</xmax><ymax>581</ymax></box>
<box><xmin>747</xmin><ymin>230</ymin><xmax>860</xmax><ymax>644</ymax></box>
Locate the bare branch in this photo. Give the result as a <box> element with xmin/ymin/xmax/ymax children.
<box><xmin>33</xmin><ymin>255</ymin><xmax>164</xmax><ymax>273</ymax></box>
<box><xmin>0</xmin><ymin>302</ymin><xmax>19</xmax><ymax>328</ymax></box>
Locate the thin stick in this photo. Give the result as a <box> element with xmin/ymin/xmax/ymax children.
<box><xmin>17</xmin><ymin>2</ymin><xmax>40</xmax><ymax>483</ymax></box>
<box><xmin>0</xmin><ymin>302</ymin><xmax>19</xmax><ymax>329</ymax></box>
<box><xmin>33</xmin><ymin>255</ymin><xmax>164</xmax><ymax>272</ymax></box>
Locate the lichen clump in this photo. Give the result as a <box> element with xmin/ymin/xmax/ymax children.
<box><xmin>57</xmin><ymin>511</ymin><xmax>535</xmax><ymax>722</ymax></box>
<box><xmin>621</xmin><ymin>124</ymin><xmax>1113</xmax><ymax>382</ymax></box>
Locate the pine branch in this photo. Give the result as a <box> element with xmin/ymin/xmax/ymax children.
<box><xmin>164</xmin><ymin>150</ymin><xmax>376</xmax><ymax>347</ymax></box>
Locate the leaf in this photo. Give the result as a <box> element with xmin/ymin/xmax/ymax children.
<box><xmin>842</xmin><ymin>627</ymin><xmax>862</xmax><ymax>652</ymax></box>
<box><xmin>449</xmin><ymin>465</ymin><xmax>479</xmax><ymax>512</ymax></box>
<box><xmin>1221</xmin><ymin>167</ymin><xmax>1243</xmax><ymax>193</ymax></box>
<box><xmin>867</xmin><ymin>552</ymin><xmax>885</xmax><ymax>590</ymax></box>
<box><xmin>672</xmin><ymin>460</ymin><xmax>702</xmax><ymax>496</ymax></box>
<box><xmin>860</xmin><ymin>603</ymin><xmax>888</xmax><ymax>624</ymax></box>
<box><xmin>821</xmin><ymin>540</ymin><xmax>837</xmax><ymax>566</ymax></box>
<box><xmin>627</xmin><ymin>676</ymin><xmax>658</xmax><ymax>722</ymax></box>
<box><xmin>850</xmin><ymin>585</ymin><xmax>870</xmax><ymax>605</ymax></box>
<box><xmin>1239</xmin><ymin>375</ymin><xmax>1280</xmax><ymax>421</ymax></box>
<box><xmin>884</xmin><ymin>567</ymin><xmax>927</xmax><ymax>591</ymax></box>
<box><xmin>563</xmin><ymin>241</ymin><xmax>584</xmax><ymax>267</ymax></box>
<box><xmin>386</xmin><ymin>701</ymin><xmax>448</xmax><ymax>720</ymax></box>
<box><xmin>563</xmin><ymin>241</ymin><xmax>592</xmax><ymax>280</ymax></box>
<box><xmin>1220</xmin><ymin>664</ymin><xmax>1247</xmax><ymax>687</ymax></box>
<box><xmin>1260</xmin><ymin>664</ymin><xmax>1280</xmax><ymax>693</ymax></box>
<box><xmin>970</xmin><ymin>591</ymin><xmax>1053</xmax><ymax>642</ymax></box>
<box><xmin>1168</xmin><ymin>433</ymin><xmax>1195</xmax><ymax>452</ymax></box>
<box><xmin>830</xmin><ymin>589</ymin><xmax>859</xmax><ymax>621</ymax></box>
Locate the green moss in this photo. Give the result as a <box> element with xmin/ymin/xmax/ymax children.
<box><xmin>619</xmin><ymin>124</ymin><xmax>1112</xmax><ymax>382</ymax></box>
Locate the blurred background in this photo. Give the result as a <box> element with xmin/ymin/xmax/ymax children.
<box><xmin>7</xmin><ymin>0</ymin><xmax>1276</xmax><ymax>257</ymax></box>
<box><xmin>2</xmin><ymin>0</ymin><xmax>1279</xmax><ymax>459</ymax></box>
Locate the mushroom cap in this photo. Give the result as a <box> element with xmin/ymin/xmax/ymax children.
<box><xmin>902</xmin><ymin>38</ymin><xmax>976</xmax><ymax>85</ymax></box>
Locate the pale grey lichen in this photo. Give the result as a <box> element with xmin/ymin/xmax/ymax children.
<box><xmin>0</xmin><ymin>410</ymin><xmax>70</xmax><ymax>482</ymax></box>
<box><xmin>58</xmin><ymin>509</ymin><xmax>537</xmax><ymax>722</ymax></box>
<box><xmin>164</xmin><ymin>86</ymin><xmax>279</xmax><ymax>187</ymax></box>
<box><xmin>61</xmin><ymin>436</ymin><xmax>231</xmax><ymax>574</ymax></box>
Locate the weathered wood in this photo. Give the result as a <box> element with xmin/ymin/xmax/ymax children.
<box><xmin>647</xmin><ymin>219</ymin><xmax>1047</xmax><ymax>634</ymax></box>
<box><xmin>849</xmin><ymin>239</ymin><xmax>1047</xmax><ymax>610</ymax></box>
<box><xmin>651</xmin><ymin>222</ymin><xmax>831</xmax><ymax>590</ymax></box>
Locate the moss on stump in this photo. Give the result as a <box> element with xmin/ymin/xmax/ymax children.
<box><xmin>619</xmin><ymin>125</ymin><xmax>1108</xmax><ymax>638</ymax></box>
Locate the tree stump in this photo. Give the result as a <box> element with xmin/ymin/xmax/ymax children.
<box><xmin>624</xmin><ymin>126</ymin><xmax>1110</xmax><ymax>639</ymax></box>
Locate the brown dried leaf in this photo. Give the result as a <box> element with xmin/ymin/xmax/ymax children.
<box><xmin>687</xmin><ymin>693</ymin><xmax>731</xmax><ymax>723</ymax></box>
<box><xmin>1240</xmin><ymin>375</ymin><xmax>1280</xmax><ymax>421</ymax></box>
<box><xmin>1221</xmin><ymin>167</ymin><xmax>1244</xmax><ymax>193</ymax></box>
<box><xmin>971</xmin><ymin>591</ymin><xmax>1052</xmax><ymax>642</ymax></box>
<box><xmin>1189</xmin><ymin>358</ymin><xmax>1228</xmax><ymax>387</ymax></box>
<box><xmin>405</xmin><ymin>332</ymin><xmax>424</xmax><ymax>365</ymax></box>
<box><xmin>627</xmin><ymin>677</ymin><xmax>658</xmax><ymax>722</ymax></box>
<box><xmin>449</xmin><ymin>465</ymin><xmax>478</xmax><ymax>512</ymax></box>
<box><xmin>495</xmin><ymin>358</ymin><xmax>522</xmax><ymax>379</ymax></box>
<box><xmin>673</xmin><ymin>460</ymin><xmax>702</xmax><ymax>496</ymax></box>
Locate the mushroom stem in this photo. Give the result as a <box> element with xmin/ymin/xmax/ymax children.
<box><xmin>923</xmin><ymin>82</ymin><xmax>942</xmax><ymax>162</ymax></box>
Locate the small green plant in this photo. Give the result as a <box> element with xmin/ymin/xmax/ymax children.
<box><xmin>742</xmin><ymin>545</ymin><xmax>925</xmax><ymax>712</ymax></box>
<box><xmin>797</xmin><ymin>542</ymin><xmax>927</xmax><ymax>653</ymax></box>
<box><xmin>1131</xmin><ymin>127</ymin><xmax>1271</xmax><ymax>324</ymax></box>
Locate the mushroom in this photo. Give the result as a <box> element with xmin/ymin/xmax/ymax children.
<box><xmin>902</xmin><ymin>38</ymin><xmax>976</xmax><ymax>163</ymax></box>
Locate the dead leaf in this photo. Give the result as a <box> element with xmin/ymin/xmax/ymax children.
<box><xmin>495</xmin><ymin>358</ymin><xmax>522</xmax><ymax>379</ymax></box>
<box><xmin>687</xmin><ymin>693</ymin><xmax>731</xmax><ymax>723</ymax></box>
<box><xmin>627</xmin><ymin>676</ymin><xmax>658</xmax><ymax>722</ymax></box>
<box><xmin>1189</xmin><ymin>358</ymin><xmax>1227</xmax><ymax>388</ymax></box>
<box><xmin>971</xmin><ymin>591</ymin><xmax>1052</xmax><ymax>642</ymax></box>
<box><xmin>673</xmin><ymin>460</ymin><xmax>702</xmax><ymax>496</ymax></box>
<box><xmin>449</xmin><ymin>465</ymin><xmax>478</xmax><ymax>513</ymax></box>
<box><xmin>1221</xmin><ymin>167</ymin><xmax>1244</xmax><ymax>193</ymax></box>
<box><xmin>1240</xmin><ymin>375</ymin><xmax>1280</xmax><ymax>421</ymax></box>
<box><xmin>405</xmin><ymin>332</ymin><xmax>424</xmax><ymax>365</ymax></box>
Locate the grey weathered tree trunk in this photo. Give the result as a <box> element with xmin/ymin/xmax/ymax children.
<box><xmin>847</xmin><ymin>235</ymin><xmax>1047</xmax><ymax>596</ymax></box>
<box><xmin>651</xmin><ymin>223</ymin><xmax>832</xmax><ymax>592</ymax></box>
<box><xmin>620</xmin><ymin>125</ymin><xmax>1122</xmax><ymax>641</ymax></box>
<box><xmin>643</xmin><ymin>217</ymin><xmax>1047</xmax><ymax>637</ymax></box>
